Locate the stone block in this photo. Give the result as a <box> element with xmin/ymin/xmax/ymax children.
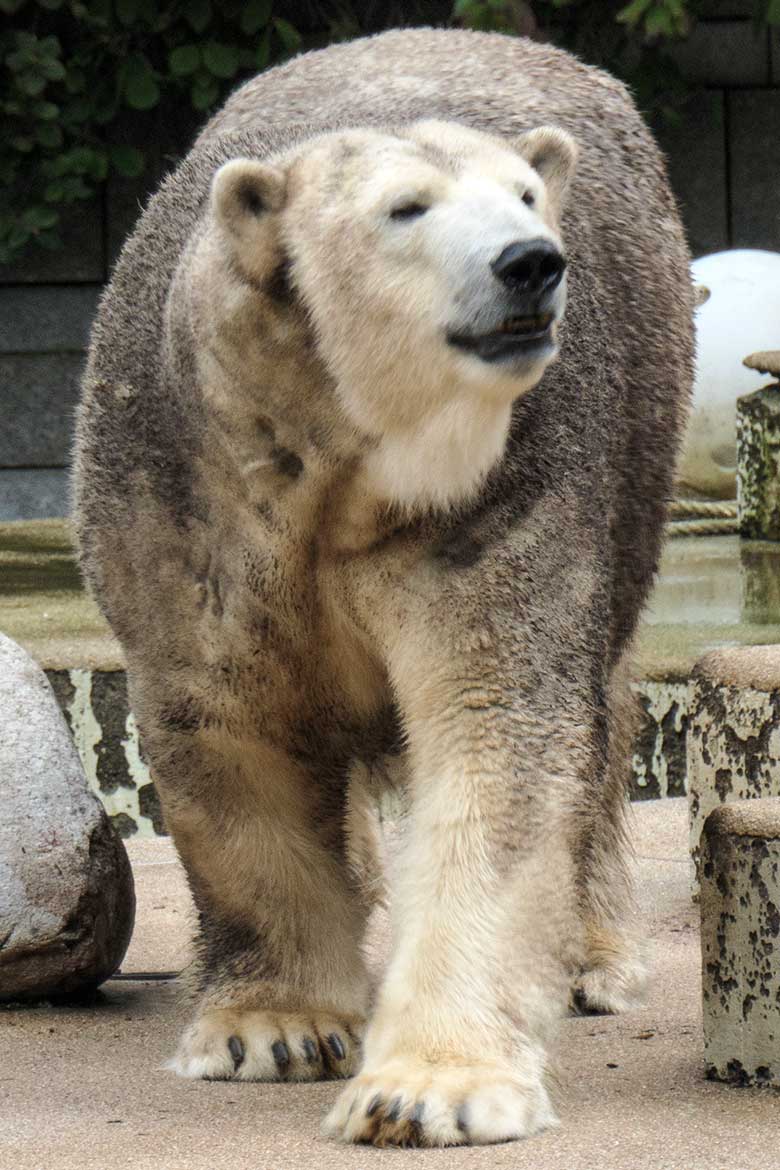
<box><xmin>653</xmin><ymin>91</ymin><xmax>728</xmax><ymax>257</ymax></box>
<box><xmin>0</xmin><ymin>198</ymin><xmax>104</xmax><ymax>284</ymax></box>
<box><xmin>700</xmin><ymin>798</ymin><xmax>780</xmax><ymax>1086</ymax></box>
<box><xmin>0</xmin><ymin>469</ymin><xmax>69</xmax><ymax>520</ymax></box>
<box><xmin>729</xmin><ymin>90</ymin><xmax>780</xmax><ymax>250</ymax></box>
<box><xmin>0</xmin><ymin>353</ymin><xmax>83</xmax><ymax>467</ymax></box>
<box><xmin>0</xmin><ymin>286</ymin><xmax>101</xmax><ymax>354</ymax></box>
<box><xmin>669</xmin><ymin>20</ymin><xmax>770</xmax><ymax>86</ymax></box>
<box><xmin>0</xmin><ymin>633</ymin><xmax>135</xmax><ymax>1000</ymax></box>
<box><xmin>688</xmin><ymin>646</ymin><xmax>780</xmax><ymax>883</ymax></box>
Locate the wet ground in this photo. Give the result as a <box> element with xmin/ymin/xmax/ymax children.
<box><xmin>639</xmin><ymin>533</ymin><xmax>780</xmax><ymax>678</ymax></box>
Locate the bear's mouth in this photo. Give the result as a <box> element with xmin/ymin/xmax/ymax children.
<box><xmin>447</xmin><ymin>312</ymin><xmax>555</xmax><ymax>362</ymax></box>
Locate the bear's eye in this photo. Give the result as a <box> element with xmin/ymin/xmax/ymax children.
<box><xmin>390</xmin><ymin>201</ymin><xmax>429</xmax><ymax>221</ymax></box>
<box><xmin>521</xmin><ymin>190</ymin><xmax>535</xmax><ymax>207</ymax></box>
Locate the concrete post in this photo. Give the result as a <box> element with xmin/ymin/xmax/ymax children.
<box><xmin>687</xmin><ymin>646</ymin><xmax>780</xmax><ymax>888</ymax></box>
<box><xmin>700</xmin><ymin>798</ymin><xmax>780</xmax><ymax>1087</ymax></box>
<box><xmin>736</xmin><ymin>382</ymin><xmax>780</xmax><ymax>540</ymax></box>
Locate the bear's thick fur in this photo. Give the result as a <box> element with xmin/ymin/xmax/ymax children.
<box><xmin>74</xmin><ymin>28</ymin><xmax>693</xmax><ymax>1148</ymax></box>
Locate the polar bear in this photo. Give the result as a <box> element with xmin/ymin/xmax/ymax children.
<box><xmin>74</xmin><ymin>28</ymin><xmax>693</xmax><ymax>1149</ymax></box>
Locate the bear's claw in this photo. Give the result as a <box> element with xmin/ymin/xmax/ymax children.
<box><xmin>323</xmin><ymin>1057</ymin><xmax>557</xmax><ymax>1147</ymax></box>
<box><xmin>168</xmin><ymin>1006</ymin><xmax>363</xmax><ymax>1082</ymax></box>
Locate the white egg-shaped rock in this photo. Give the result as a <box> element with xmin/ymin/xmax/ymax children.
<box><xmin>678</xmin><ymin>250</ymin><xmax>780</xmax><ymax>498</ymax></box>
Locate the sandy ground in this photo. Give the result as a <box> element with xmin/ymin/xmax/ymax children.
<box><xmin>2</xmin><ymin>798</ymin><xmax>778</xmax><ymax>1170</ymax></box>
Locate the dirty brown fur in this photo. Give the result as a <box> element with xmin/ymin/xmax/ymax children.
<box><xmin>73</xmin><ymin>28</ymin><xmax>693</xmax><ymax>1147</ymax></box>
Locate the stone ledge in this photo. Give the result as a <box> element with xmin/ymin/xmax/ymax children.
<box><xmin>48</xmin><ymin>667</ymin><xmax>161</xmax><ymax>840</ymax></box>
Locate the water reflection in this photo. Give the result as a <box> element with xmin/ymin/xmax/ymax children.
<box><xmin>640</xmin><ymin>536</ymin><xmax>780</xmax><ymax>677</ymax></box>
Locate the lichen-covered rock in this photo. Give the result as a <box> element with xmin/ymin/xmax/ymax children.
<box><xmin>737</xmin><ymin>384</ymin><xmax>780</xmax><ymax>540</ymax></box>
<box><xmin>0</xmin><ymin>632</ymin><xmax>135</xmax><ymax>999</ymax></box>
<box><xmin>700</xmin><ymin>799</ymin><xmax>780</xmax><ymax>1087</ymax></box>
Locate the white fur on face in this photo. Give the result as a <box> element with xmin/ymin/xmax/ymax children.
<box><xmin>282</xmin><ymin>123</ymin><xmax>573</xmax><ymax>513</ymax></box>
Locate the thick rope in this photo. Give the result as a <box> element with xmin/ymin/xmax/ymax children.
<box><xmin>669</xmin><ymin>499</ymin><xmax>737</xmax><ymax>519</ymax></box>
<box><xmin>666</xmin><ymin>499</ymin><xmax>738</xmax><ymax>537</ymax></box>
<box><xmin>667</xmin><ymin>517</ymin><xmax>738</xmax><ymax>537</ymax></box>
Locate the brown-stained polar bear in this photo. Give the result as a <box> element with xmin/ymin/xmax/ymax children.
<box><xmin>74</xmin><ymin>28</ymin><xmax>694</xmax><ymax>1149</ymax></box>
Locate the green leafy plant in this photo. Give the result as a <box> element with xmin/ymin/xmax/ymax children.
<box><xmin>3</xmin><ymin>0</ymin><xmax>779</xmax><ymax>263</ymax></box>
<box><xmin>0</xmin><ymin>0</ymin><xmax>306</xmax><ymax>262</ymax></box>
<box><xmin>454</xmin><ymin>1</ymin><xmax>780</xmax><ymax>123</ymax></box>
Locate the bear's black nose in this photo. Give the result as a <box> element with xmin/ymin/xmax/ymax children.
<box><xmin>491</xmin><ymin>239</ymin><xmax>566</xmax><ymax>295</ymax></box>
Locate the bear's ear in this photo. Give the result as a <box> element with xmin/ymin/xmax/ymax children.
<box><xmin>211</xmin><ymin>159</ymin><xmax>287</xmax><ymax>243</ymax></box>
<box><xmin>514</xmin><ymin>126</ymin><xmax>578</xmax><ymax>216</ymax></box>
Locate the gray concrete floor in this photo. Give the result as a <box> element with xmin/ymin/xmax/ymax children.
<box><xmin>2</xmin><ymin>799</ymin><xmax>778</xmax><ymax>1170</ymax></box>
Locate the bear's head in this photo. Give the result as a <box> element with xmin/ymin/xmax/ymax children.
<box><xmin>209</xmin><ymin>120</ymin><xmax>577</xmax><ymax>511</ymax></box>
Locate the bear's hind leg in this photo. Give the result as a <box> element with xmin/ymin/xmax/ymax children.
<box><xmin>144</xmin><ymin>723</ymin><xmax>371</xmax><ymax>1082</ymax></box>
<box><xmin>571</xmin><ymin>651</ymin><xmax>647</xmax><ymax>1015</ymax></box>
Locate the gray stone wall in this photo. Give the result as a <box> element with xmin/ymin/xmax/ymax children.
<box><xmin>653</xmin><ymin>12</ymin><xmax>780</xmax><ymax>258</ymax></box>
<box><xmin>3</xmin><ymin>16</ymin><xmax>779</xmax><ymax>519</ymax></box>
<box><xmin>0</xmin><ymin>287</ymin><xmax>99</xmax><ymax>520</ymax></box>
<box><xmin>1</xmin><ymin>106</ymin><xmax>196</xmax><ymax>520</ymax></box>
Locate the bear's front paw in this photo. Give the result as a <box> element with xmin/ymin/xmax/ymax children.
<box><xmin>323</xmin><ymin>1057</ymin><xmax>557</xmax><ymax>1147</ymax></box>
<box><xmin>167</xmin><ymin>1006</ymin><xmax>364</xmax><ymax>1082</ymax></box>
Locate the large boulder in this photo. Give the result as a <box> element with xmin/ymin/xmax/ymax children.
<box><xmin>0</xmin><ymin>633</ymin><xmax>135</xmax><ymax>999</ymax></box>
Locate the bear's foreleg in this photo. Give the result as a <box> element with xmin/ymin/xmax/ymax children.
<box><xmin>324</xmin><ymin>586</ymin><xmax>592</xmax><ymax>1147</ymax></box>
<box><xmin>138</xmin><ymin>719</ymin><xmax>371</xmax><ymax>1082</ymax></box>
